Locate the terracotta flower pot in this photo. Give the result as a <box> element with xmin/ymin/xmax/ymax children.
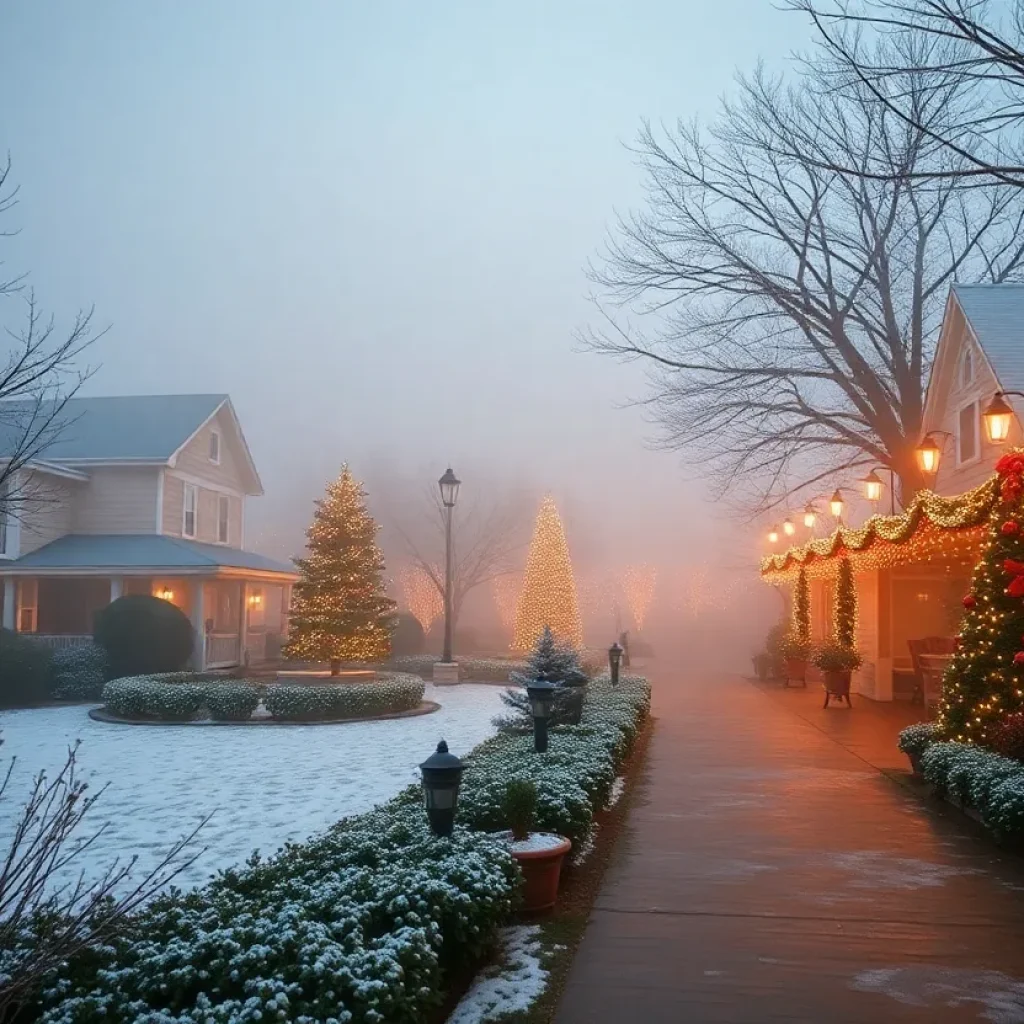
<box><xmin>822</xmin><ymin>669</ymin><xmax>852</xmax><ymax>707</ymax></box>
<box><xmin>785</xmin><ymin>658</ymin><xmax>807</xmax><ymax>687</ymax></box>
<box><xmin>511</xmin><ymin>833</ymin><xmax>571</xmax><ymax>913</ymax></box>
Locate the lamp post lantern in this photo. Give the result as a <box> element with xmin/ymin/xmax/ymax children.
<box><xmin>803</xmin><ymin>503</ymin><xmax>817</xmax><ymax>530</ymax></box>
<box><xmin>829</xmin><ymin>489</ymin><xmax>844</xmax><ymax>522</ymax></box>
<box><xmin>438</xmin><ymin>468</ymin><xmax>461</xmax><ymax>668</ymax></box>
<box><xmin>916</xmin><ymin>434</ymin><xmax>942</xmax><ymax>475</ymax></box>
<box><xmin>782</xmin><ymin>518</ymin><xmax>795</xmax><ymax>537</ymax></box>
<box><xmin>609</xmin><ymin>642</ymin><xmax>624</xmax><ymax>687</ymax></box>
<box><xmin>526</xmin><ymin>678</ymin><xmax>557</xmax><ymax>753</ymax></box>
<box><xmin>983</xmin><ymin>391</ymin><xmax>1022</xmax><ymax>445</ymax></box>
<box><xmin>861</xmin><ymin>470</ymin><xmax>883</xmax><ymax>505</ymax></box>
<box><xmin>419</xmin><ymin>740</ymin><xmax>465</xmax><ymax>837</ymax></box>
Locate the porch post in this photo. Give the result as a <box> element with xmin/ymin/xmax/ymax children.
<box><xmin>109</xmin><ymin>577</ymin><xmax>123</xmax><ymax>603</ymax></box>
<box><xmin>2</xmin><ymin>578</ymin><xmax>14</xmax><ymax>631</ymax></box>
<box><xmin>238</xmin><ymin>581</ymin><xmax>248</xmax><ymax>667</ymax></box>
<box><xmin>190</xmin><ymin>579</ymin><xmax>206</xmax><ymax>671</ymax></box>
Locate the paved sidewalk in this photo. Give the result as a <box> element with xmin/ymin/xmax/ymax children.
<box><xmin>556</xmin><ymin>671</ymin><xmax>1024</xmax><ymax>1023</ymax></box>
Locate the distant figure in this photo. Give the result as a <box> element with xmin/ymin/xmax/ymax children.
<box><xmin>619</xmin><ymin>630</ymin><xmax>631</xmax><ymax>669</ymax></box>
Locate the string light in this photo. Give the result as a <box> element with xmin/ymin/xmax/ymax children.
<box><xmin>401</xmin><ymin>566</ymin><xmax>443</xmax><ymax>632</ymax></box>
<box><xmin>622</xmin><ymin>564</ymin><xmax>658</xmax><ymax>630</ymax></box>
<box><xmin>285</xmin><ymin>465</ymin><xmax>396</xmax><ymax>664</ymax></box>
<box><xmin>512</xmin><ymin>495</ymin><xmax>583</xmax><ymax>651</ymax></box>
<box><xmin>492</xmin><ymin>574</ymin><xmax>521</xmax><ymax>633</ymax></box>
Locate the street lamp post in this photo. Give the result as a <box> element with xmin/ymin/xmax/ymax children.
<box><xmin>419</xmin><ymin>740</ymin><xmax>466</xmax><ymax>837</ymax></box>
<box><xmin>434</xmin><ymin>468</ymin><xmax>461</xmax><ymax>685</ymax></box>
<box><xmin>609</xmin><ymin>642</ymin><xmax>624</xmax><ymax>686</ymax></box>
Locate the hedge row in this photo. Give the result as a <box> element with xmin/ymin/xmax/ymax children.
<box><xmin>0</xmin><ymin>633</ymin><xmax>109</xmax><ymax>708</ymax></box>
<box><xmin>34</xmin><ymin>675</ymin><xmax>651</xmax><ymax>1023</ymax></box>
<box><xmin>387</xmin><ymin>655</ymin><xmax>529</xmax><ymax>682</ymax></box>
<box><xmin>101</xmin><ymin>673</ymin><xmax>425</xmax><ymax>723</ymax></box>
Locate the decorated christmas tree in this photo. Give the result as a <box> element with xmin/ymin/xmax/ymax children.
<box><xmin>496</xmin><ymin>625</ymin><xmax>588</xmax><ymax>730</ymax></box>
<box><xmin>285</xmin><ymin>466</ymin><xmax>396</xmax><ymax>672</ymax></box>
<box><xmin>940</xmin><ymin>452</ymin><xmax>1024</xmax><ymax>743</ymax></box>
<box><xmin>512</xmin><ymin>495</ymin><xmax>583</xmax><ymax>651</ymax></box>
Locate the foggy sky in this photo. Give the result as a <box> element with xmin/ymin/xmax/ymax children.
<box><xmin>0</xmin><ymin>1</ymin><xmax>810</xmax><ymax>583</ymax></box>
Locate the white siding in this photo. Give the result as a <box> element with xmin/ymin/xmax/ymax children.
<box><xmin>172</xmin><ymin>407</ymin><xmax>250</xmax><ymax>494</ymax></box>
<box><xmin>72</xmin><ymin>467</ymin><xmax>160</xmax><ymax>534</ymax></box>
<box><xmin>16</xmin><ymin>472</ymin><xmax>76</xmax><ymax>555</ymax></box>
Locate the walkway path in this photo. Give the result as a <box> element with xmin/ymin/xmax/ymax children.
<box><xmin>556</xmin><ymin>671</ymin><xmax>1024</xmax><ymax>1023</ymax></box>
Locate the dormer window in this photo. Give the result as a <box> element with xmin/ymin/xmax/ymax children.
<box><xmin>961</xmin><ymin>347</ymin><xmax>974</xmax><ymax>388</ymax></box>
<box><xmin>209</xmin><ymin>430</ymin><xmax>221</xmax><ymax>465</ymax></box>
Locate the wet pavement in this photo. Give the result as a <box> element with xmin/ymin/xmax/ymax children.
<box><xmin>556</xmin><ymin>672</ymin><xmax>1024</xmax><ymax>1023</ymax></box>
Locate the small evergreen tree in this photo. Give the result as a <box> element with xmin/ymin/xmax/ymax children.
<box><xmin>285</xmin><ymin>466</ymin><xmax>396</xmax><ymax>672</ymax></box>
<box><xmin>834</xmin><ymin>558</ymin><xmax>856</xmax><ymax>650</ymax></box>
<box><xmin>495</xmin><ymin>625</ymin><xmax>588</xmax><ymax>731</ymax></box>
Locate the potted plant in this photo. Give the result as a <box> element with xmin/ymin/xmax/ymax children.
<box><xmin>813</xmin><ymin>639</ymin><xmax>863</xmax><ymax>707</ymax></box>
<box><xmin>778</xmin><ymin>633</ymin><xmax>811</xmax><ymax>687</ymax></box>
<box><xmin>898</xmin><ymin>722</ymin><xmax>940</xmax><ymax>775</ymax></box>
<box><xmin>752</xmin><ymin>652</ymin><xmax>771</xmax><ymax>681</ymax></box>
<box><xmin>503</xmin><ymin>779</ymin><xmax>571</xmax><ymax>913</ymax></box>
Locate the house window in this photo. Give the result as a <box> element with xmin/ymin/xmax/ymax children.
<box><xmin>209</xmin><ymin>430</ymin><xmax>221</xmax><ymax>465</ymax></box>
<box><xmin>958</xmin><ymin>402</ymin><xmax>979</xmax><ymax>463</ymax></box>
<box><xmin>217</xmin><ymin>494</ymin><xmax>230</xmax><ymax>544</ymax></box>
<box><xmin>247</xmin><ymin>586</ymin><xmax>265</xmax><ymax>629</ymax></box>
<box><xmin>183</xmin><ymin>484</ymin><xmax>198</xmax><ymax>538</ymax></box>
<box><xmin>961</xmin><ymin>347</ymin><xmax>974</xmax><ymax>388</ymax></box>
<box><xmin>17</xmin><ymin>579</ymin><xmax>37</xmax><ymax>633</ymax></box>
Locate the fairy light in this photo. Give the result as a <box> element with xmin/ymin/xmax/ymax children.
<box><xmin>492</xmin><ymin>574</ymin><xmax>521</xmax><ymax>633</ymax></box>
<box><xmin>285</xmin><ymin>465</ymin><xmax>396</xmax><ymax>664</ymax></box>
<box><xmin>512</xmin><ymin>495</ymin><xmax>583</xmax><ymax>650</ymax></box>
<box><xmin>401</xmin><ymin>566</ymin><xmax>443</xmax><ymax>632</ymax></box>
<box><xmin>622</xmin><ymin>564</ymin><xmax>658</xmax><ymax>630</ymax></box>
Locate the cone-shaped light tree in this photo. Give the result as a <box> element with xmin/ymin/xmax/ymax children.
<box><xmin>940</xmin><ymin>453</ymin><xmax>1024</xmax><ymax>743</ymax></box>
<box><xmin>512</xmin><ymin>495</ymin><xmax>583</xmax><ymax>651</ymax></box>
<box><xmin>285</xmin><ymin>466</ymin><xmax>396</xmax><ymax>673</ymax></box>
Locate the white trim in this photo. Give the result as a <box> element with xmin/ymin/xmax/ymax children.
<box><xmin>955</xmin><ymin>397</ymin><xmax>981</xmax><ymax>467</ymax></box>
<box><xmin>18</xmin><ymin>460</ymin><xmax>90</xmax><ymax>482</ymax></box>
<box><xmin>209</xmin><ymin>429</ymin><xmax>221</xmax><ymax>465</ymax></box>
<box><xmin>166</xmin><ymin>469</ymin><xmax>244</xmax><ymax>499</ymax></box>
<box><xmin>155</xmin><ymin>469</ymin><xmax>165</xmax><ymax>534</ymax></box>
<box><xmin>182</xmin><ymin>483</ymin><xmax>198</xmax><ymax>539</ymax></box>
<box><xmin>166</xmin><ymin>398</ymin><xmax>263</xmax><ymax>496</ymax></box>
<box><xmin>0</xmin><ymin>471</ymin><xmax>22</xmax><ymax>560</ymax></box>
<box><xmin>50</xmin><ymin>457</ymin><xmax>168</xmax><ymax>466</ymax></box>
<box><xmin>0</xmin><ymin>565</ymin><xmax>299</xmax><ymax>581</ymax></box>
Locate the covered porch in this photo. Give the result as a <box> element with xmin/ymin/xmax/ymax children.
<box><xmin>761</xmin><ymin>481</ymin><xmax>994</xmax><ymax>701</ymax></box>
<box><xmin>0</xmin><ymin>534</ymin><xmax>298</xmax><ymax>670</ymax></box>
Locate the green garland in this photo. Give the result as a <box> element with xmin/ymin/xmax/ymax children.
<box><xmin>834</xmin><ymin>558</ymin><xmax>856</xmax><ymax>649</ymax></box>
<box><xmin>793</xmin><ymin>566</ymin><xmax>810</xmax><ymax>641</ymax></box>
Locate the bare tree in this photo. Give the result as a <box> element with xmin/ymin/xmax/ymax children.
<box><xmin>791</xmin><ymin>1</ymin><xmax>1024</xmax><ymax>186</ymax></box>
<box><xmin>393</xmin><ymin>489</ymin><xmax>526</xmax><ymax>635</ymax></box>
<box><xmin>0</xmin><ymin>157</ymin><xmax>100</xmax><ymax>534</ymax></box>
<box><xmin>583</xmin><ymin>43</ymin><xmax>1024</xmax><ymax>517</ymax></box>
<box><xmin>0</xmin><ymin>740</ymin><xmax>206</xmax><ymax>1021</ymax></box>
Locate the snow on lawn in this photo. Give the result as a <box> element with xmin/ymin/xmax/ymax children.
<box><xmin>0</xmin><ymin>682</ymin><xmax>504</xmax><ymax>893</ymax></box>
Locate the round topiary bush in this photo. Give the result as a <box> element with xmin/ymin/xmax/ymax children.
<box><xmin>94</xmin><ymin>595</ymin><xmax>194</xmax><ymax>679</ymax></box>
<box><xmin>0</xmin><ymin>628</ymin><xmax>53</xmax><ymax>707</ymax></box>
<box><xmin>390</xmin><ymin>611</ymin><xmax>426</xmax><ymax>657</ymax></box>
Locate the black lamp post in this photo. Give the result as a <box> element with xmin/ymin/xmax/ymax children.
<box><xmin>419</xmin><ymin>739</ymin><xmax>465</xmax><ymax>837</ymax></box>
<box><xmin>526</xmin><ymin>678</ymin><xmax>557</xmax><ymax>753</ymax></box>
<box><xmin>438</xmin><ymin>468</ymin><xmax>461</xmax><ymax>664</ymax></box>
<box><xmin>609</xmin><ymin>642</ymin><xmax>623</xmax><ymax>687</ymax></box>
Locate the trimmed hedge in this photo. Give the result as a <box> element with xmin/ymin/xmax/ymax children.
<box><xmin>101</xmin><ymin>672</ymin><xmax>425</xmax><ymax>723</ymax></box>
<box><xmin>897</xmin><ymin>722</ymin><xmax>940</xmax><ymax>757</ymax></box>
<box><xmin>49</xmin><ymin>644</ymin><xmax>108</xmax><ymax>701</ymax></box>
<box><xmin>0</xmin><ymin>628</ymin><xmax>53</xmax><ymax>707</ymax></box>
<box><xmin>36</xmin><ymin>671</ymin><xmax>650</xmax><ymax>1023</ymax></box>
<box><xmin>387</xmin><ymin>655</ymin><xmax>529</xmax><ymax>682</ymax></box>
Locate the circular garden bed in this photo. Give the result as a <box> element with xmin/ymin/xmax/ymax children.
<box><xmin>94</xmin><ymin>671</ymin><xmax>431</xmax><ymax>725</ymax></box>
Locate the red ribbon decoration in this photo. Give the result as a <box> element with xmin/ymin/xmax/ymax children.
<box><xmin>1005</xmin><ymin>558</ymin><xmax>1024</xmax><ymax>597</ymax></box>
<box><xmin>997</xmin><ymin>453</ymin><xmax>1024</xmax><ymax>504</ymax></box>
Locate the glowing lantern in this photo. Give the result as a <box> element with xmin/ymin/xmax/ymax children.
<box><xmin>803</xmin><ymin>504</ymin><xmax>817</xmax><ymax>529</ymax></box>
<box><xmin>829</xmin><ymin>490</ymin><xmax>844</xmax><ymax>520</ymax></box>
<box><xmin>916</xmin><ymin>435</ymin><xmax>941</xmax><ymax>474</ymax></box>
<box><xmin>783</xmin><ymin>519</ymin><xmax>795</xmax><ymax>536</ymax></box>
<box><xmin>768</xmin><ymin>525</ymin><xmax>780</xmax><ymax>544</ymax></box>
<box><xmin>983</xmin><ymin>392</ymin><xmax>1015</xmax><ymax>444</ymax></box>
<box><xmin>861</xmin><ymin>470</ymin><xmax>883</xmax><ymax>504</ymax></box>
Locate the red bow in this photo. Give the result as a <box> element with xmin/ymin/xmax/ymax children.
<box><xmin>1006</xmin><ymin>558</ymin><xmax>1024</xmax><ymax>597</ymax></box>
<box><xmin>997</xmin><ymin>453</ymin><xmax>1024</xmax><ymax>503</ymax></box>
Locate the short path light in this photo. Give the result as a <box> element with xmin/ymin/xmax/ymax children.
<box><xmin>526</xmin><ymin>678</ymin><xmax>557</xmax><ymax>753</ymax></box>
<box><xmin>419</xmin><ymin>740</ymin><xmax>465</xmax><ymax>837</ymax></box>
<box><xmin>609</xmin><ymin>642</ymin><xmax>624</xmax><ymax>687</ymax></box>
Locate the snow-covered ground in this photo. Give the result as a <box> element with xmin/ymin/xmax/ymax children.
<box><xmin>0</xmin><ymin>682</ymin><xmax>505</xmax><ymax>892</ymax></box>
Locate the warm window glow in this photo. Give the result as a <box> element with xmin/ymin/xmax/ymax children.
<box><xmin>157</xmin><ymin>587</ymin><xmax>174</xmax><ymax>602</ymax></box>
<box><xmin>983</xmin><ymin>392</ymin><xmax>1014</xmax><ymax>444</ymax></box>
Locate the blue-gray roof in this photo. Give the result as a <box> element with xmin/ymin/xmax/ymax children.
<box><xmin>4</xmin><ymin>534</ymin><xmax>297</xmax><ymax>576</ymax></box>
<box><xmin>0</xmin><ymin>394</ymin><xmax>228</xmax><ymax>461</ymax></box>
<box><xmin>953</xmin><ymin>284</ymin><xmax>1024</xmax><ymax>394</ymax></box>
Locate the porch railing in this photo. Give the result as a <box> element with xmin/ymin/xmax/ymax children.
<box><xmin>206</xmin><ymin>633</ymin><xmax>241</xmax><ymax>668</ymax></box>
<box><xmin>32</xmin><ymin>635</ymin><xmax>94</xmax><ymax>651</ymax></box>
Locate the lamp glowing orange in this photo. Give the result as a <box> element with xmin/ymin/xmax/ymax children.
<box><xmin>768</xmin><ymin>525</ymin><xmax>780</xmax><ymax>544</ymax></box>
<box><xmin>983</xmin><ymin>392</ymin><xmax>1014</xmax><ymax>444</ymax></box>
<box><xmin>783</xmin><ymin>519</ymin><xmax>795</xmax><ymax>536</ymax></box>
<box><xmin>861</xmin><ymin>470</ymin><xmax>883</xmax><ymax>503</ymax></box>
<box><xmin>829</xmin><ymin>490</ymin><xmax>844</xmax><ymax>520</ymax></box>
<box><xmin>157</xmin><ymin>587</ymin><xmax>174</xmax><ymax>602</ymax></box>
<box><xmin>803</xmin><ymin>504</ymin><xmax>817</xmax><ymax>529</ymax></box>
<box><xmin>916</xmin><ymin>435</ymin><xmax>941</xmax><ymax>474</ymax></box>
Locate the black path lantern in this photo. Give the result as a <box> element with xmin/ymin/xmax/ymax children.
<box><xmin>608</xmin><ymin>642</ymin><xmax>624</xmax><ymax>687</ymax></box>
<box><xmin>526</xmin><ymin>678</ymin><xmax>557</xmax><ymax>753</ymax></box>
<box><xmin>419</xmin><ymin>740</ymin><xmax>465</xmax><ymax>837</ymax></box>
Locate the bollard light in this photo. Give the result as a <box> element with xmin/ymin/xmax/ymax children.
<box><xmin>609</xmin><ymin>642</ymin><xmax>624</xmax><ymax>687</ymax></box>
<box><xmin>419</xmin><ymin>740</ymin><xmax>465</xmax><ymax>837</ymax></box>
<box><xmin>526</xmin><ymin>678</ymin><xmax>557</xmax><ymax>753</ymax></box>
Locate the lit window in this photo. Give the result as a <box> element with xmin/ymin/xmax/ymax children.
<box><xmin>183</xmin><ymin>484</ymin><xmax>198</xmax><ymax>538</ymax></box>
<box><xmin>958</xmin><ymin>402</ymin><xmax>978</xmax><ymax>463</ymax></box>
<box><xmin>217</xmin><ymin>494</ymin><xmax>230</xmax><ymax>544</ymax></box>
<box><xmin>209</xmin><ymin>431</ymin><xmax>221</xmax><ymax>465</ymax></box>
<box><xmin>961</xmin><ymin>348</ymin><xmax>974</xmax><ymax>388</ymax></box>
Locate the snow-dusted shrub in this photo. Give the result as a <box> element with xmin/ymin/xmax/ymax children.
<box><xmin>264</xmin><ymin>672</ymin><xmax>424</xmax><ymax>722</ymax></box>
<box><xmin>386</xmin><ymin>655</ymin><xmax>528</xmax><ymax>681</ymax></box>
<box><xmin>897</xmin><ymin>722</ymin><xmax>940</xmax><ymax>757</ymax></box>
<box><xmin>205</xmin><ymin>682</ymin><xmax>262</xmax><ymax>721</ymax></box>
<box><xmin>48</xmin><ymin>644</ymin><xmax>108</xmax><ymax>701</ymax></box>
<box><xmin>102</xmin><ymin>675</ymin><xmax>206</xmax><ymax>720</ymax></box>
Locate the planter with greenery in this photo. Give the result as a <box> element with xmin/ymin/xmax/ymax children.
<box><xmin>898</xmin><ymin>722</ymin><xmax>941</xmax><ymax>774</ymax></box>
<box><xmin>778</xmin><ymin>633</ymin><xmax>811</xmax><ymax>687</ymax></box>
<box><xmin>813</xmin><ymin>640</ymin><xmax>862</xmax><ymax>706</ymax></box>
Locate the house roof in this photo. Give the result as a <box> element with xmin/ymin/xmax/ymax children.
<box><xmin>0</xmin><ymin>534</ymin><xmax>298</xmax><ymax>578</ymax></box>
<box><xmin>952</xmin><ymin>283</ymin><xmax>1024</xmax><ymax>394</ymax></box>
<box><xmin>0</xmin><ymin>394</ymin><xmax>229</xmax><ymax>462</ymax></box>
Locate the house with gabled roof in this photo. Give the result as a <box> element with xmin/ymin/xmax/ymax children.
<box><xmin>0</xmin><ymin>394</ymin><xmax>297</xmax><ymax>670</ymax></box>
<box><xmin>761</xmin><ymin>283</ymin><xmax>1024</xmax><ymax>701</ymax></box>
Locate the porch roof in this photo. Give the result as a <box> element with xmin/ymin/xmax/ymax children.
<box><xmin>0</xmin><ymin>534</ymin><xmax>299</xmax><ymax>580</ymax></box>
<box><xmin>760</xmin><ymin>478</ymin><xmax>998</xmax><ymax>584</ymax></box>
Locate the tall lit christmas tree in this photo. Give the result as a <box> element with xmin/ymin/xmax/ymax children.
<box><xmin>512</xmin><ymin>495</ymin><xmax>583</xmax><ymax>650</ymax></box>
<box><xmin>940</xmin><ymin>452</ymin><xmax>1024</xmax><ymax>743</ymax></box>
<box><xmin>285</xmin><ymin>466</ymin><xmax>396</xmax><ymax>672</ymax></box>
